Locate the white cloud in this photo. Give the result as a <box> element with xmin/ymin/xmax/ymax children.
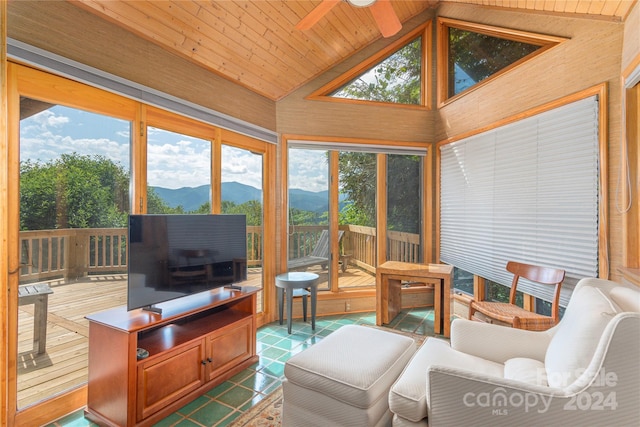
<box><xmin>20</xmin><ymin>107</ymin><xmax>130</xmax><ymax>168</ymax></box>
<box><xmin>221</xmin><ymin>145</ymin><xmax>262</xmax><ymax>189</ymax></box>
<box><xmin>20</xmin><ymin>106</ymin><xmax>327</xmax><ymax>193</ymax></box>
<box><xmin>288</xmin><ymin>149</ymin><xmax>328</xmax><ymax>192</ymax></box>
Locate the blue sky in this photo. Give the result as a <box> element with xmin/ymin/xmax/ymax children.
<box><xmin>20</xmin><ymin>104</ymin><xmax>328</xmax><ymax>192</ymax></box>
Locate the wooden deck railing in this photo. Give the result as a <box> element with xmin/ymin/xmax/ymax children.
<box><xmin>288</xmin><ymin>225</ymin><xmax>421</xmax><ymax>274</ymax></box>
<box><xmin>18</xmin><ymin>225</ymin><xmax>420</xmax><ymax>282</ymax></box>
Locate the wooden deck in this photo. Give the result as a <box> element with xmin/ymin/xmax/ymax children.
<box><xmin>16</xmin><ymin>267</ymin><xmax>375</xmax><ymax>408</ymax></box>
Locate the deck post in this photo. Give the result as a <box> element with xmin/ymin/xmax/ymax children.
<box><xmin>65</xmin><ymin>231</ymin><xmax>87</xmax><ymax>280</ymax></box>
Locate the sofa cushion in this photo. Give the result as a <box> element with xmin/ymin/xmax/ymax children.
<box><xmin>609</xmin><ymin>286</ymin><xmax>640</xmax><ymax>313</ymax></box>
<box><xmin>284</xmin><ymin>325</ymin><xmax>416</xmax><ymax>409</ymax></box>
<box><xmin>504</xmin><ymin>357</ymin><xmax>547</xmax><ymax>386</ymax></box>
<box><xmin>389</xmin><ymin>338</ymin><xmax>503</xmax><ymax>422</ymax></box>
<box><xmin>545</xmin><ymin>285</ymin><xmax>618</xmax><ymax>388</ymax></box>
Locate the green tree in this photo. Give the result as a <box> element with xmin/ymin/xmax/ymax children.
<box><xmin>338</xmin><ymin>152</ymin><xmax>377</xmax><ymax>227</ymax></box>
<box><xmin>448</xmin><ymin>27</ymin><xmax>539</xmax><ymax>96</ymax></box>
<box><xmin>222</xmin><ymin>200</ymin><xmax>262</xmax><ymax>226</ymax></box>
<box><xmin>20</xmin><ymin>153</ymin><xmax>129</xmax><ymax>230</ymax></box>
<box><xmin>288</xmin><ymin>207</ymin><xmax>327</xmax><ymax>226</ymax></box>
<box><xmin>386</xmin><ymin>154</ymin><xmax>421</xmax><ymax>233</ymax></box>
<box><xmin>337</xmin><ymin>153</ymin><xmax>421</xmax><ymax>233</ymax></box>
<box><xmin>192</xmin><ymin>201</ymin><xmax>211</xmax><ymax>215</ymax></box>
<box><xmin>146</xmin><ymin>187</ymin><xmax>190</xmax><ymax>214</ymax></box>
<box><xmin>332</xmin><ymin>37</ymin><xmax>422</xmax><ymax>105</ymax></box>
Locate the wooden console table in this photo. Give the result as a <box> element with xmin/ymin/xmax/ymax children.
<box><xmin>376</xmin><ymin>261</ymin><xmax>453</xmax><ymax>337</ymax></box>
<box><xmin>85</xmin><ymin>286</ymin><xmax>259</xmax><ymax>427</ymax></box>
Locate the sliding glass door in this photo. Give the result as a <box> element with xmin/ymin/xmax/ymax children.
<box><xmin>286</xmin><ymin>142</ymin><xmax>427</xmax><ymax>293</ymax></box>
<box><xmin>18</xmin><ymin>99</ymin><xmax>131</xmax><ymax>409</ymax></box>
<box><xmin>287</xmin><ymin>147</ymin><xmax>331</xmax><ymax>290</ymax></box>
<box><xmin>386</xmin><ymin>154</ymin><xmax>422</xmax><ymax>263</ymax></box>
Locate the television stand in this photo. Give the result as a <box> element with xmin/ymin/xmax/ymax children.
<box><xmin>84</xmin><ymin>287</ymin><xmax>259</xmax><ymax>427</ymax></box>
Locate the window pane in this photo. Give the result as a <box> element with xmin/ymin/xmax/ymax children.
<box><xmin>448</xmin><ymin>27</ymin><xmax>539</xmax><ymax>97</ymax></box>
<box><xmin>338</xmin><ymin>151</ymin><xmax>377</xmax><ymax>290</ymax></box>
<box><xmin>331</xmin><ymin>37</ymin><xmax>422</xmax><ymax>105</ymax></box>
<box><xmin>221</xmin><ymin>145</ymin><xmax>264</xmax><ymax>312</ymax></box>
<box><xmin>18</xmin><ymin>100</ymin><xmax>131</xmax><ymax>408</ymax></box>
<box><xmin>146</xmin><ymin>127</ymin><xmax>211</xmax><ymax>214</ymax></box>
<box><xmin>287</xmin><ymin>148</ymin><xmax>331</xmax><ymax>290</ymax></box>
<box><xmin>486</xmin><ymin>280</ymin><xmax>523</xmax><ymax>306</ymax></box>
<box><xmin>453</xmin><ymin>267</ymin><xmax>474</xmax><ymax>295</ymax></box>
<box><xmin>386</xmin><ymin>154</ymin><xmax>421</xmax><ymax>263</ymax></box>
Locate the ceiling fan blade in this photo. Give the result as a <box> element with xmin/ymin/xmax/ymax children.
<box><xmin>295</xmin><ymin>0</ymin><xmax>341</xmax><ymax>31</ymax></box>
<box><xmin>369</xmin><ymin>0</ymin><xmax>402</xmax><ymax>37</ymax></box>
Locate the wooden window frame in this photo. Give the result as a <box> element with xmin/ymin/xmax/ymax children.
<box><xmin>280</xmin><ymin>135</ymin><xmax>433</xmax><ymax>296</ymax></box>
<box><xmin>306</xmin><ymin>22</ymin><xmax>432</xmax><ymax>110</ymax></box>
<box><xmin>5</xmin><ymin>62</ymin><xmax>277</xmax><ymax>426</ymax></box>
<box><xmin>620</xmin><ymin>57</ymin><xmax>640</xmax><ymax>286</ymax></box>
<box><xmin>437</xmin><ymin>17</ymin><xmax>567</xmax><ymax>107</ymax></box>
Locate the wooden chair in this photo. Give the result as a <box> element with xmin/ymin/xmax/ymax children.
<box><xmin>287</xmin><ymin>230</ymin><xmax>346</xmax><ymax>272</ymax></box>
<box><xmin>469</xmin><ymin>261</ymin><xmax>566</xmax><ymax>331</ymax></box>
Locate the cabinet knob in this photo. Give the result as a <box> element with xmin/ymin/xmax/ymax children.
<box><xmin>201</xmin><ymin>360</ymin><xmax>207</xmax><ymax>365</ymax></box>
<box><xmin>207</xmin><ymin>357</ymin><xmax>213</xmax><ymax>363</ymax></box>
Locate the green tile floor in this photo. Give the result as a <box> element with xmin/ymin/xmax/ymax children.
<box><xmin>48</xmin><ymin>308</ymin><xmax>435</xmax><ymax>427</ymax></box>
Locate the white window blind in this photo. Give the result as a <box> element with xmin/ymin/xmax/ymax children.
<box><xmin>440</xmin><ymin>96</ymin><xmax>599</xmax><ymax>306</ymax></box>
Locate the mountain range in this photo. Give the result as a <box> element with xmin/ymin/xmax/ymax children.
<box><xmin>152</xmin><ymin>182</ymin><xmax>337</xmax><ymax>213</ymax></box>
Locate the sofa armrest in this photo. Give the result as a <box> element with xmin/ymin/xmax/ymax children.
<box><xmin>426</xmin><ymin>363</ymin><xmax>635</xmax><ymax>427</ymax></box>
<box><xmin>450</xmin><ymin>318</ymin><xmax>552</xmax><ymax>363</ymax></box>
<box><xmin>426</xmin><ymin>366</ymin><xmax>573</xmax><ymax>427</ymax></box>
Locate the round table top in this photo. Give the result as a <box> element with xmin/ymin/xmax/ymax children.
<box><xmin>275</xmin><ymin>272</ymin><xmax>320</xmax><ymax>288</ymax></box>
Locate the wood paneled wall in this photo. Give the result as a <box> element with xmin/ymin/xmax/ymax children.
<box><xmin>6</xmin><ymin>1</ymin><xmax>276</xmax><ymax>132</ymax></box>
<box><xmin>1</xmin><ymin>3</ymin><xmax>8</xmax><ymax>427</ymax></box>
<box><xmin>622</xmin><ymin>2</ymin><xmax>640</xmax><ymax>73</ymax></box>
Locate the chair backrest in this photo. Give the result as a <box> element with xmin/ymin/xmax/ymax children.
<box><xmin>309</xmin><ymin>230</ymin><xmax>344</xmax><ymax>258</ymax></box>
<box><xmin>506</xmin><ymin>261</ymin><xmax>566</xmax><ymax>321</ymax></box>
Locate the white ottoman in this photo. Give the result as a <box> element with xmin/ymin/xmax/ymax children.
<box><xmin>283</xmin><ymin>325</ymin><xmax>417</xmax><ymax>427</ymax></box>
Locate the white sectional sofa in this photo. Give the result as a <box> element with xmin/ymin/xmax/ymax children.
<box><xmin>389</xmin><ymin>277</ymin><xmax>640</xmax><ymax>426</ymax></box>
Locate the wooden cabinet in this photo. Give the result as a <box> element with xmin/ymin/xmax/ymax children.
<box><xmin>85</xmin><ymin>287</ymin><xmax>259</xmax><ymax>427</ymax></box>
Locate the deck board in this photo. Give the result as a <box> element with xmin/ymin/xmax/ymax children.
<box><xmin>16</xmin><ymin>267</ymin><xmax>375</xmax><ymax>408</ymax></box>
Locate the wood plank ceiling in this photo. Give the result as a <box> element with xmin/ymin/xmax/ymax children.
<box><xmin>71</xmin><ymin>0</ymin><xmax>635</xmax><ymax>101</ymax></box>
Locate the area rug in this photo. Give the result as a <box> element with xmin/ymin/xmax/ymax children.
<box><xmin>230</xmin><ymin>386</ymin><xmax>283</xmax><ymax>427</ymax></box>
<box><xmin>229</xmin><ymin>326</ymin><xmax>427</xmax><ymax>427</ymax></box>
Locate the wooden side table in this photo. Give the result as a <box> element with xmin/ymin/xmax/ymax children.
<box><xmin>376</xmin><ymin>261</ymin><xmax>453</xmax><ymax>337</ymax></box>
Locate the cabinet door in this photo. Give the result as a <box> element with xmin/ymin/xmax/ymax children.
<box><xmin>206</xmin><ymin>316</ymin><xmax>253</xmax><ymax>381</ymax></box>
<box><xmin>137</xmin><ymin>340</ymin><xmax>205</xmax><ymax>421</ymax></box>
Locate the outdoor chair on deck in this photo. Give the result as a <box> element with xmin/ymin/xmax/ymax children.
<box><xmin>287</xmin><ymin>230</ymin><xmax>348</xmax><ymax>272</ymax></box>
<box><xmin>469</xmin><ymin>261</ymin><xmax>565</xmax><ymax>331</ymax></box>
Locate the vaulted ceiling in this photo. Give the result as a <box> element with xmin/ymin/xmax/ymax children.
<box><xmin>71</xmin><ymin>1</ymin><xmax>635</xmax><ymax>101</ymax></box>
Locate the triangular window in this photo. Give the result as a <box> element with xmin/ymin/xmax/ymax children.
<box><xmin>308</xmin><ymin>24</ymin><xmax>431</xmax><ymax>108</ymax></box>
<box><xmin>438</xmin><ymin>18</ymin><xmax>566</xmax><ymax>104</ymax></box>
<box><xmin>330</xmin><ymin>37</ymin><xmax>422</xmax><ymax>105</ymax></box>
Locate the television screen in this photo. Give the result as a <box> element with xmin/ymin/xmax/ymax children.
<box><xmin>127</xmin><ymin>214</ymin><xmax>247</xmax><ymax>311</ymax></box>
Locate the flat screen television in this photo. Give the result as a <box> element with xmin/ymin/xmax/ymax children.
<box><xmin>127</xmin><ymin>214</ymin><xmax>247</xmax><ymax>312</ymax></box>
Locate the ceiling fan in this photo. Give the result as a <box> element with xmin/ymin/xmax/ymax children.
<box><xmin>296</xmin><ymin>0</ymin><xmax>402</xmax><ymax>38</ymax></box>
